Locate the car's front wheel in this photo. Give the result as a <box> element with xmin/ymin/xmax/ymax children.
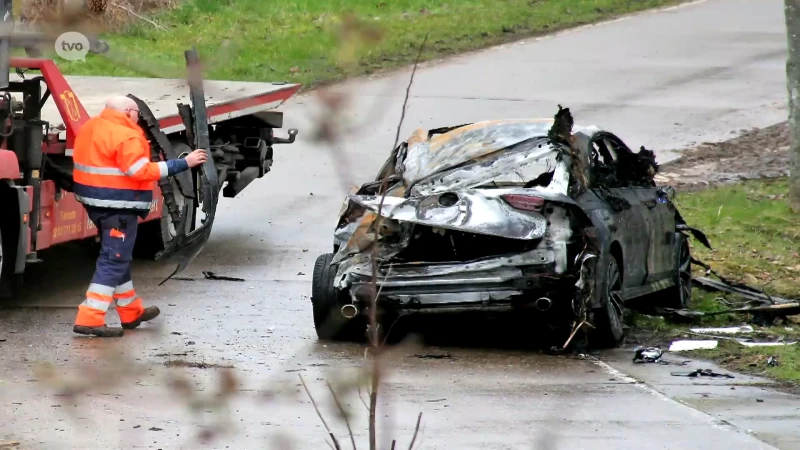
<box><xmin>591</xmin><ymin>256</ymin><xmax>625</xmax><ymax>348</ymax></box>
<box><xmin>311</xmin><ymin>253</ymin><xmax>365</xmax><ymax>341</ymax></box>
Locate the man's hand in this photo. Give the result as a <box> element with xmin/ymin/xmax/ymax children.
<box><xmin>184</xmin><ymin>149</ymin><xmax>208</xmax><ymax>168</ymax></box>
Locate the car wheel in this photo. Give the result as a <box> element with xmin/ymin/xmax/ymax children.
<box><xmin>311</xmin><ymin>253</ymin><xmax>365</xmax><ymax>341</ymax></box>
<box><xmin>592</xmin><ymin>256</ymin><xmax>625</xmax><ymax>348</ymax></box>
<box><xmin>654</xmin><ymin>233</ymin><xmax>692</xmax><ymax>309</ymax></box>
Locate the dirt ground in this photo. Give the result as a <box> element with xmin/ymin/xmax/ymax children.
<box><xmin>655</xmin><ymin>121</ymin><xmax>790</xmax><ymax>191</ymax></box>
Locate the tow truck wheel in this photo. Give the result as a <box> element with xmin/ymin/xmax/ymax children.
<box><xmin>311</xmin><ymin>252</ymin><xmax>365</xmax><ymax>341</ymax></box>
<box><xmin>591</xmin><ymin>256</ymin><xmax>625</xmax><ymax>348</ymax></box>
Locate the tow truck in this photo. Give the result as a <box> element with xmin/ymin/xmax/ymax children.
<box><xmin>0</xmin><ymin>2</ymin><xmax>301</xmax><ymax>294</ymax></box>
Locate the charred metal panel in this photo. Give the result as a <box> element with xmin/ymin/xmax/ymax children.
<box><xmin>349</xmin><ymin>190</ymin><xmax>548</xmax><ymax>241</ymax></box>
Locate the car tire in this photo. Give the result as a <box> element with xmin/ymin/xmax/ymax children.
<box><xmin>311</xmin><ymin>252</ymin><xmax>365</xmax><ymax>341</ymax></box>
<box><xmin>654</xmin><ymin>232</ymin><xmax>692</xmax><ymax>309</ymax></box>
<box><xmin>592</xmin><ymin>256</ymin><xmax>625</xmax><ymax>348</ymax></box>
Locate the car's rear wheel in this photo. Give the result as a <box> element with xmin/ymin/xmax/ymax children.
<box><xmin>653</xmin><ymin>232</ymin><xmax>692</xmax><ymax>309</ymax></box>
<box><xmin>592</xmin><ymin>256</ymin><xmax>625</xmax><ymax>348</ymax></box>
<box><xmin>311</xmin><ymin>252</ymin><xmax>366</xmax><ymax>341</ymax></box>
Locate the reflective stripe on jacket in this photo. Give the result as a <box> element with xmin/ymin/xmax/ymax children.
<box><xmin>72</xmin><ymin>108</ymin><xmax>186</xmax><ymax>212</ymax></box>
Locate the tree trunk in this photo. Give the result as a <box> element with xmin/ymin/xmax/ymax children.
<box><xmin>786</xmin><ymin>0</ymin><xmax>800</xmax><ymax>211</ymax></box>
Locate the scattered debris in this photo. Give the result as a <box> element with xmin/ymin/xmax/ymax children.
<box><xmin>171</xmin><ymin>271</ymin><xmax>246</xmax><ymax>282</ymax></box>
<box><xmin>186</xmin><ymin>341</ymin><xmax>196</xmax><ymax>346</ymax></box>
<box><xmin>767</xmin><ymin>356</ymin><xmax>779</xmax><ymax>367</ymax></box>
<box><xmin>163</xmin><ymin>360</ymin><xmax>234</xmax><ymax>369</ymax></box>
<box><xmin>690</xmin><ymin>325</ymin><xmax>754</xmax><ymax>334</ymax></box>
<box><xmin>297</xmin><ymin>272</ymin><xmax>306</xmax><ymax>276</ymax></box>
<box><xmin>633</xmin><ymin>346</ymin><xmax>663</xmax><ymax>363</ymax></box>
<box><xmin>671</xmin><ymin>369</ymin><xmax>734</xmax><ymax>379</ymax></box>
<box><xmin>669</xmin><ymin>340</ymin><xmax>719</xmax><ymax>352</ymax></box>
<box><xmin>757</xmin><ymin>398</ymin><xmax>764</xmax><ymax>403</ymax></box>
<box><xmin>148</xmin><ymin>427</ymin><xmax>163</xmax><ymax>432</ymax></box>
<box><xmin>412</xmin><ymin>353</ymin><xmax>453</xmax><ymax>359</ymax></box>
<box><xmin>737</xmin><ymin>340</ymin><xmax>797</xmax><ymax>347</ymax></box>
<box><xmin>133</xmin><ymin>425</ymin><xmax>141</xmax><ymax>429</ymax></box>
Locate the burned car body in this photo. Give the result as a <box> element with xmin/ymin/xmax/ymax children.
<box><xmin>311</xmin><ymin>108</ymin><xmax>700</xmax><ymax>347</ymax></box>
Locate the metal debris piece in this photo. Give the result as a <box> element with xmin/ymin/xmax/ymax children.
<box><xmin>670</xmin><ymin>369</ymin><xmax>734</xmax><ymax>379</ymax></box>
<box><xmin>737</xmin><ymin>340</ymin><xmax>797</xmax><ymax>347</ymax></box>
<box><xmin>767</xmin><ymin>356</ymin><xmax>779</xmax><ymax>367</ymax></box>
<box><xmin>201</xmin><ymin>271</ymin><xmax>245</xmax><ymax>282</ymax></box>
<box><xmin>633</xmin><ymin>346</ymin><xmax>663</xmax><ymax>363</ymax></box>
<box><xmin>690</xmin><ymin>325</ymin><xmax>754</xmax><ymax>334</ymax></box>
<box><xmin>170</xmin><ymin>271</ymin><xmax>246</xmax><ymax>282</ymax></box>
<box><xmin>668</xmin><ymin>340</ymin><xmax>719</xmax><ymax>352</ymax></box>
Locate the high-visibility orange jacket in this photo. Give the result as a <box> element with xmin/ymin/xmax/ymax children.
<box><xmin>72</xmin><ymin>108</ymin><xmax>189</xmax><ymax>215</ymax></box>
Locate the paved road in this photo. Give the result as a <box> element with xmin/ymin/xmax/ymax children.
<box><xmin>2</xmin><ymin>0</ymin><xmax>798</xmax><ymax>449</ymax></box>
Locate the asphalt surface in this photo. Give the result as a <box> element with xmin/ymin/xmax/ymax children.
<box><xmin>2</xmin><ymin>0</ymin><xmax>799</xmax><ymax>449</ymax></box>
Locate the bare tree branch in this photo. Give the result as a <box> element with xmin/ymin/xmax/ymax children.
<box><xmin>407</xmin><ymin>412</ymin><xmax>423</xmax><ymax>450</ymax></box>
<box><xmin>326</xmin><ymin>380</ymin><xmax>358</xmax><ymax>450</ymax></box>
<box><xmin>299</xmin><ymin>374</ymin><xmax>341</xmax><ymax>450</ymax></box>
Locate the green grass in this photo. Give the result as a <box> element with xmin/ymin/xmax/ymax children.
<box><xmin>676</xmin><ymin>178</ymin><xmax>800</xmax><ymax>298</ymax></box>
<box><xmin>628</xmin><ymin>178</ymin><xmax>800</xmax><ymax>385</ymax></box>
<box><xmin>46</xmin><ymin>0</ymin><xmax>684</xmax><ymax>86</ymax></box>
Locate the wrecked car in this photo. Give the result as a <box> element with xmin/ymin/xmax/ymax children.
<box><xmin>310</xmin><ymin>107</ymin><xmax>703</xmax><ymax>347</ymax></box>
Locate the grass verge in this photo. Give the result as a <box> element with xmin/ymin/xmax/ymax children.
<box><xmin>47</xmin><ymin>0</ymin><xmax>685</xmax><ymax>87</ymax></box>
<box><xmin>627</xmin><ymin>178</ymin><xmax>800</xmax><ymax>387</ymax></box>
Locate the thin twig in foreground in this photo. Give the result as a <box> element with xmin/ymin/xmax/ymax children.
<box><xmin>111</xmin><ymin>3</ymin><xmax>168</xmax><ymax>30</ymax></box>
<box><xmin>326</xmin><ymin>380</ymin><xmax>358</xmax><ymax>450</ymax></box>
<box><xmin>407</xmin><ymin>412</ymin><xmax>423</xmax><ymax>450</ymax></box>
<box><xmin>366</xmin><ymin>31</ymin><xmax>431</xmax><ymax>450</ymax></box>
<box><xmin>299</xmin><ymin>374</ymin><xmax>341</xmax><ymax>450</ymax></box>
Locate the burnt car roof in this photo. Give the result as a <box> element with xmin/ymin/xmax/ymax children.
<box><xmin>399</xmin><ymin>118</ymin><xmax>603</xmax><ymax>187</ymax></box>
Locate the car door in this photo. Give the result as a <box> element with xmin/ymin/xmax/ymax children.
<box><xmin>587</xmin><ymin>134</ymin><xmax>650</xmax><ymax>289</ymax></box>
<box><xmin>601</xmin><ymin>134</ymin><xmax>676</xmax><ymax>283</ymax></box>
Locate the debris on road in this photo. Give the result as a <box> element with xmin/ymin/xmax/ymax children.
<box><xmin>669</xmin><ymin>340</ymin><xmax>719</xmax><ymax>352</ymax></box>
<box><xmin>671</xmin><ymin>369</ymin><xmax>735</xmax><ymax>379</ymax></box>
<box><xmin>412</xmin><ymin>353</ymin><xmax>453</xmax><ymax>360</ymax></box>
<box><xmin>633</xmin><ymin>346</ymin><xmax>663</xmax><ymax>363</ymax></box>
<box><xmin>163</xmin><ymin>360</ymin><xmax>234</xmax><ymax>369</ymax></box>
<box><xmin>171</xmin><ymin>271</ymin><xmax>246</xmax><ymax>282</ymax></box>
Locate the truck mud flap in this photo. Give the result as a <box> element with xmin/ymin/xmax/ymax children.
<box><xmin>156</xmin><ymin>48</ymin><xmax>220</xmax><ymax>283</ymax></box>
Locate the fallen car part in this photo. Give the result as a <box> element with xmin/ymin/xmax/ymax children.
<box><xmin>767</xmin><ymin>356</ymin><xmax>779</xmax><ymax>367</ymax></box>
<box><xmin>670</xmin><ymin>369</ymin><xmax>734</xmax><ymax>379</ymax></box>
<box><xmin>689</xmin><ymin>325</ymin><xmax>754</xmax><ymax>334</ymax></box>
<box><xmin>158</xmin><ymin>48</ymin><xmax>219</xmax><ymax>285</ymax></box>
<box><xmin>668</xmin><ymin>340</ymin><xmax>719</xmax><ymax>351</ymax></box>
<box><xmin>737</xmin><ymin>340</ymin><xmax>797</xmax><ymax>347</ymax></box>
<box><xmin>633</xmin><ymin>346</ymin><xmax>663</xmax><ymax>363</ymax></box>
<box><xmin>690</xmin><ymin>258</ymin><xmax>797</xmax><ymax>305</ymax></box>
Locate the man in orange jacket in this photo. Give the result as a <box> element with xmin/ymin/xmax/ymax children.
<box><xmin>71</xmin><ymin>95</ymin><xmax>207</xmax><ymax>337</ymax></box>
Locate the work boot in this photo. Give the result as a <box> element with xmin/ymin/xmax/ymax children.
<box><xmin>121</xmin><ymin>306</ymin><xmax>161</xmax><ymax>330</ymax></box>
<box><xmin>73</xmin><ymin>325</ymin><xmax>125</xmax><ymax>337</ymax></box>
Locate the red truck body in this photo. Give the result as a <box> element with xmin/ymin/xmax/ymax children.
<box><xmin>0</xmin><ymin>56</ymin><xmax>300</xmax><ymax>287</ymax></box>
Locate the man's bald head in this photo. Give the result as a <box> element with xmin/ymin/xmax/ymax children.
<box><xmin>105</xmin><ymin>95</ymin><xmax>139</xmax><ymax>122</ymax></box>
